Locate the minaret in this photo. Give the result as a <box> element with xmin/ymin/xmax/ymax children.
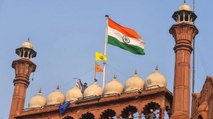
<box><xmin>9</xmin><ymin>39</ymin><xmax>37</xmax><ymax>119</ymax></box>
<box><xmin>169</xmin><ymin>2</ymin><xmax>198</xmax><ymax>119</ymax></box>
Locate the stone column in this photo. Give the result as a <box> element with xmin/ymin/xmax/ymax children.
<box><xmin>170</xmin><ymin>23</ymin><xmax>198</xmax><ymax>119</ymax></box>
<box><xmin>116</xmin><ymin>114</ymin><xmax>121</xmax><ymax>119</ymax></box>
<box><xmin>138</xmin><ymin>112</ymin><xmax>142</xmax><ymax>119</ymax></box>
<box><xmin>9</xmin><ymin>59</ymin><xmax>36</xmax><ymax>119</ymax></box>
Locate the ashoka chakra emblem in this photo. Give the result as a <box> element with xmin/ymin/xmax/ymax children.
<box><xmin>122</xmin><ymin>36</ymin><xmax>130</xmax><ymax>43</ymax></box>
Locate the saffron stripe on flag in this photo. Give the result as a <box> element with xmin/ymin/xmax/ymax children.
<box><xmin>108</xmin><ymin>17</ymin><xmax>141</xmax><ymax>39</ymax></box>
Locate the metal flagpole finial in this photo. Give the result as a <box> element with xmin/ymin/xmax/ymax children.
<box><xmin>184</xmin><ymin>0</ymin><xmax>186</xmax><ymax>3</ymax></box>
<box><xmin>105</xmin><ymin>15</ymin><xmax>109</xmax><ymax>18</ymax></box>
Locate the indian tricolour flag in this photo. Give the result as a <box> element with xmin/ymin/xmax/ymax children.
<box><xmin>107</xmin><ymin>17</ymin><xmax>145</xmax><ymax>55</ymax></box>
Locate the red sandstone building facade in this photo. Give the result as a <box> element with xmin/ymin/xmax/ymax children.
<box><xmin>9</xmin><ymin>3</ymin><xmax>212</xmax><ymax>119</ymax></box>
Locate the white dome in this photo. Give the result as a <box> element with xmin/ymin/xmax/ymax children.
<box><xmin>178</xmin><ymin>3</ymin><xmax>191</xmax><ymax>11</ymax></box>
<box><xmin>65</xmin><ymin>86</ymin><xmax>83</xmax><ymax>101</ymax></box>
<box><xmin>21</xmin><ymin>39</ymin><xmax>33</xmax><ymax>49</ymax></box>
<box><xmin>125</xmin><ymin>71</ymin><xmax>145</xmax><ymax>92</ymax></box>
<box><xmin>104</xmin><ymin>75</ymin><xmax>123</xmax><ymax>95</ymax></box>
<box><xmin>29</xmin><ymin>90</ymin><xmax>46</xmax><ymax>108</ymax></box>
<box><xmin>84</xmin><ymin>82</ymin><xmax>102</xmax><ymax>97</ymax></box>
<box><xmin>47</xmin><ymin>86</ymin><xmax>65</xmax><ymax>105</ymax></box>
<box><xmin>145</xmin><ymin>66</ymin><xmax>167</xmax><ymax>89</ymax></box>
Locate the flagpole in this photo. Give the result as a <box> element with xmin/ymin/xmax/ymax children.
<box><xmin>102</xmin><ymin>15</ymin><xmax>109</xmax><ymax>89</ymax></box>
<box><xmin>94</xmin><ymin>61</ymin><xmax>97</xmax><ymax>82</ymax></box>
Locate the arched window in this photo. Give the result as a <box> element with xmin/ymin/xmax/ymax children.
<box><xmin>121</xmin><ymin>105</ymin><xmax>138</xmax><ymax>119</ymax></box>
<box><xmin>63</xmin><ymin>116</ymin><xmax>74</xmax><ymax>119</ymax></box>
<box><xmin>100</xmin><ymin>109</ymin><xmax>116</xmax><ymax>119</ymax></box>
<box><xmin>80</xmin><ymin>112</ymin><xmax>95</xmax><ymax>119</ymax></box>
<box><xmin>198</xmin><ymin>115</ymin><xmax>203</xmax><ymax>119</ymax></box>
<box><xmin>143</xmin><ymin>102</ymin><xmax>160</xmax><ymax>119</ymax></box>
<box><xmin>24</xmin><ymin>51</ymin><xmax>28</xmax><ymax>58</ymax></box>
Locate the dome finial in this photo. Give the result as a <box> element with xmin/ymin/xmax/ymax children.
<box><xmin>57</xmin><ymin>85</ymin><xmax>60</xmax><ymax>90</ymax></box>
<box><xmin>124</xmin><ymin>71</ymin><xmax>145</xmax><ymax>92</ymax></box>
<box><xmin>113</xmin><ymin>74</ymin><xmax>117</xmax><ymax>79</ymax></box>
<box><xmin>21</xmin><ymin>38</ymin><xmax>33</xmax><ymax>49</ymax></box>
<box><xmin>155</xmin><ymin>65</ymin><xmax>158</xmax><ymax>71</ymax></box>
<box><xmin>178</xmin><ymin>1</ymin><xmax>191</xmax><ymax>11</ymax></box>
<box><xmin>104</xmin><ymin>75</ymin><xmax>124</xmax><ymax>95</ymax></box>
<box><xmin>65</xmin><ymin>86</ymin><xmax>83</xmax><ymax>101</ymax></box>
<box><xmin>47</xmin><ymin>86</ymin><xmax>65</xmax><ymax>105</ymax></box>
<box><xmin>29</xmin><ymin>89</ymin><xmax>46</xmax><ymax>108</ymax></box>
<box><xmin>94</xmin><ymin>78</ymin><xmax>97</xmax><ymax>82</ymax></box>
<box><xmin>145</xmin><ymin>66</ymin><xmax>167</xmax><ymax>89</ymax></box>
<box><xmin>84</xmin><ymin>81</ymin><xmax>103</xmax><ymax>97</ymax></box>
<box><xmin>27</xmin><ymin>37</ymin><xmax>30</xmax><ymax>41</ymax></box>
<box><xmin>134</xmin><ymin>70</ymin><xmax>138</xmax><ymax>75</ymax></box>
<box><xmin>38</xmin><ymin>88</ymin><xmax>42</xmax><ymax>93</ymax></box>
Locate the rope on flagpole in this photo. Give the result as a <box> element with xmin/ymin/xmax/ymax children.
<box><xmin>59</xmin><ymin>65</ymin><xmax>94</xmax><ymax>90</ymax></box>
<box><xmin>29</xmin><ymin>72</ymin><xmax>35</xmax><ymax>98</ymax></box>
<box><xmin>192</xmin><ymin>0</ymin><xmax>196</xmax><ymax>93</ymax></box>
<box><xmin>94</xmin><ymin>60</ymin><xmax>97</xmax><ymax>82</ymax></box>
<box><xmin>193</xmin><ymin>0</ymin><xmax>195</xmax><ymax>11</ymax></box>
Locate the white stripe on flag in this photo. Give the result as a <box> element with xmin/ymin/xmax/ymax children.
<box><xmin>108</xmin><ymin>26</ymin><xmax>144</xmax><ymax>49</ymax></box>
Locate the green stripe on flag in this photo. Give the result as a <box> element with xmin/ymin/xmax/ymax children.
<box><xmin>108</xmin><ymin>36</ymin><xmax>145</xmax><ymax>55</ymax></box>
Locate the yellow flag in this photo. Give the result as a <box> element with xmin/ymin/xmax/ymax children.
<box><xmin>95</xmin><ymin>52</ymin><xmax>107</xmax><ymax>61</ymax></box>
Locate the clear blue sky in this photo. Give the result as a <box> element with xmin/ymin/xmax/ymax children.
<box><xmin>0</xmin><ymin>0</ymin><xmax>212</xmax><ymax>118</ymax></box>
